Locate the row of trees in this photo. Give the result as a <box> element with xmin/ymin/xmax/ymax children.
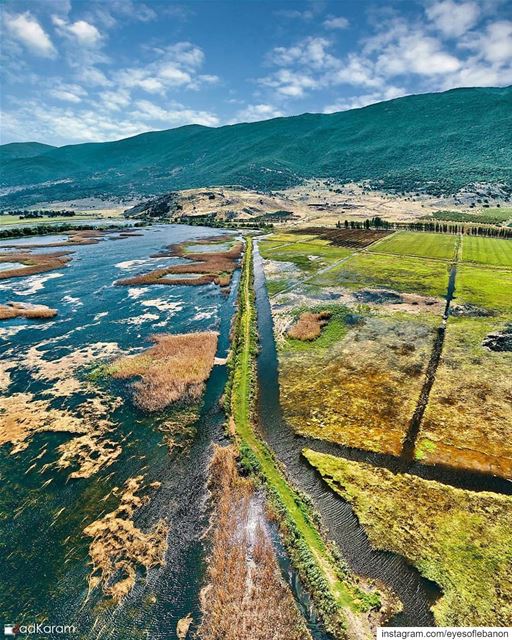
<box><xmin>335</xmin><ymin>217</ymin><xmax>512</xmax><ymax>238</ymax></box>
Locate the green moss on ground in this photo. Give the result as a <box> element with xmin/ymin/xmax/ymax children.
<box><xmin>303</xmin><ymin>449</ymin><xmax>512</xmax><ymax>627</ymax></box>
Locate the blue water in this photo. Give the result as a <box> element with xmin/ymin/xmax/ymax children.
<box><xmin>0</xmin><ymin>225</ymin><xmax>239</xmax><ymax>639</ymax></box>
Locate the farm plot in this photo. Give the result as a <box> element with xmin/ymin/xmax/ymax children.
<box><xmin>417</xmin><ymin>316</ymin><xmax>512</xmax><ymax>478</ymax></box>
<box><xmin>368</xmin><ymin>231</ymin><xmax>457</xmax><ymax>260</ymax></box>
<box><xmin>303</xmin><ymin>450</ymin><xmax>512</xmax><ymax>627</ymax></box>
<box><xmin>461</xmin><ymin>236</ymin><xmax>512</xmax><ymax>267</ymax></box>
<box><xmin>310</xmin><ymin>253</ymin><xmax>450</xmax><ymax>297</ymax></box>
<box><xmin>280</xmin><ymin>310</ymin><xmax>438</xmax><ymax>455</ymax></box>
<box><xmin>292</xmin><ymin>227</ymin><xmax>393</xmax><ymax>248</ymax></box>
<box><xmin>456</xmin><ymin>265</ymin><xmax>512</xmax><ymax>312</ymax></box>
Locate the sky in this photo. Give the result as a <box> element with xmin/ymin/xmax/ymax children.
<box><xmin>1</xmin><ymin>0</ymin><xmax>511</xmax><ymax>146</ymax></box>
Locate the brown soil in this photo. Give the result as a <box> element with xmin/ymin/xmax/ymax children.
<box><xmin>0</xmin><ymin>301</ymin><xmax>57</xmax><ymax>320</ymax></box>
<box><xmin>198</xmin><ymin>445</ymin><xmax>312</xmax><ymax>640</ymax></box>
<box><xmin>84</xmin><ymin>476</ymin><xmax>168</xmax><ymax>601</ymax></box>
<box><xmin>106</xmin><ymin>332</ymin><xmax>218</xmax><ymax>412</ymax></box>
<box><xmin>293</xmin><ymin>227</ymin><xmax>393</xmax><ymax>248</ymax></box>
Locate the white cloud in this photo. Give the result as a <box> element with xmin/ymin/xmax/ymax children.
<box><xmin>235</xmin><ymin>103</ymin><xmax>285</xmax><ymax>122</ymax></box>
<box><xmin>52</xmin><ymin>16</ymin><xmax>102</xmax><ymax>46</ymax></box>
<box><xmin>133</xmin><ymin>99</ymin><xmax>220</xmax><ymax>127</ymax></box>
<box><xmin>376</xmin><ymin>32</ymin><xmax>461</xmax><ymax>76</ymax></box>
<box><xmin>50</xmin><ymin>83</ymin><xmax>87</xmax><ymax>103</ymax></box>
<box><xmin>426</xmin><ymin>1</ymin><xmax>480</xmax><ymax>37</ymax></box>
<box><xmin>118</xmin><ymin>42</ymin><xmax>218</xmax><ymax>94</ymax></box>
<box><xmin>473</xmin><ymin>20</ymin><xmax>512</xmax><ymax>64</ymax></box>
<box><xmin>323</xmin><ymin>16</ymin><xmax>349</xmax><ymax>30</ymax></box>
<box><xmin>4</xmin><ymin>12</ymin><xmax>56</xmax><ymax>58</ymax></box>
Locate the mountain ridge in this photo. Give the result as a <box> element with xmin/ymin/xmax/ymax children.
<box><xmin>1</xmin><ymin>86</ymin><xmax>510</xmax><ymax>208</ymax></box>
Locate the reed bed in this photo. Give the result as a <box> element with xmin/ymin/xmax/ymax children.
<box><xmin>0</xmin><ymin>302</ymin><xmax>57</xmax><ymax>320</ymax></box>
<box><xmin>287</xmin><ymin>311</ymin><xmax>331</xmax><ymax>341</ymax></box>
<box><xmin>0</xmin><ymin>251</ymin><xmax>71</xmax><ymax>280</ymax></box>
<box><xmin>116</xmin><ymin>238</ymin><xmax>243</xmax><ymax>288</ymax></box>
<box><xmin>107</xmin><ymin>332</ymin><xmax>218</xmax><ymax>412</ymax></box>
<box><xmin>84</xmin><ymin>476</ymin><xmax>168</xmax><ymax>601</ymax></box>
<box><xmin>198</xmin><ymin>445</ymin><xmax>312</xmax><ymax>640</ymax></box>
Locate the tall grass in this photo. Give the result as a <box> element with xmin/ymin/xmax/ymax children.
<box><xmin>107</xmin><ymin>332</ymin><xmax>218</xmax><ymax>412</ymax></box>
<box><xmin>287</xmin><ymin>311</ymin><xmax>331</xmax><ymax>341</ymax></box>
<box><xmin>116</xmin><ymin>237</ymin><xmax>243</xmax><ymax>287</ymax></box>
<box><xmin>198</xmin><ymin>445</ymin><xmax>311</xmax><ymax>640</ymax></box>
<box><xmin>0</xmin><ymin>302</ymin><xmax>57</xmax><ymax>320</ymax></box>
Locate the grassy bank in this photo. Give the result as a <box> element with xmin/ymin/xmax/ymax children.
<box><xmin>224</xmin><ymin>236</ymin><xmax>388</xmax><ymax>639</ymax></box>
<box><xmin>303</xmin><ymin>449</ymin><xmax>512</xmax><ymax>626</ymax></box>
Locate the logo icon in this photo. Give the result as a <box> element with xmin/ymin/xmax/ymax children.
<box><xmin>4</xmin><ymin>625</ymin><xmax>19</xmax><ymax>637</ymax></box>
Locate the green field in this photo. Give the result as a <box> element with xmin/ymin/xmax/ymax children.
<box><xmin>303</xmin><ymin>450</ymin><xmax>512</xmax><ymax>627</ymax></box>
<box><xmin>311</xmin><ymin>252</ymin><xmax>450</xmax><ymax>297</ymax></box>
<box><xmin>369</xmin><ymin>231</ymin><xmax>457</xmax><ymax>260</ymax></box>
<box><xmin>461</xmin><ymin>236</ymin><xmax>512</xmax><ymax>267</ymax></box>
<box><xmin>259</xmin><ymin>240</ymin><xmax>352</xmax><ymax>273</ymax></box>
<box><xmin>456</xmin><ymin>265</ymin><xmax>512</xmax><ymax>311</ymax></box>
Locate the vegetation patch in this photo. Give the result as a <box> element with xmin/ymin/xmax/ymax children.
<box><xmin>303</xmin><ymin>449</ymin><xmax>512</xmax><ymax>626</ymax></box>
<box><xmin>287</xmin><ymin>310</ymin><xmax>332</xmax><ymax>341</ymax></box>
<box><xmin>105</xmin><ymin>332</ymin><xmax>218</xmax><ymax>412</ymax></box>
<box><xmin>310</xmin><ymin>253</ymin><xmax>450</xmax><ymax>297</ymax></box>
<box><xmin>368</xmin><ymin>231</ymin><xmax>457</xmax><ymax>260</ymax></box>
<box><xmin>84</xmin><ymin>476</ymin><xmax>168</xmax><ymax>602</ymax></box>
<box><xmin>456</xmin><ymin>265</ymin><xmax>512</xmax><ymax>312</ymax></box>
<box><xmin>461</xmin><ymin>236</ymin><xmax>512</xmax><ymax>267</ymax></box>
<box><xmin>0</xmin><ymin>250</ymin><xmax>71</xmax><ymax>280</ymax></box>
<box><xmin>198</xmin><ymin>445</ymin><xmax>312</xmax><ymax>640</ymax></box>
<box><xmin>0</xmin><ymin>301</ymin><xmax>57</xmax><ymax>320</ymax></box>
<box><xmin>419</xmin><ymin>316</ymin><xmax>512</xmax><ymax>478</ymax></box>
<box><xmin>116</xmin><ymin>236</ymin><xmax>242</xmax><ymax>288</ymax></box>
<box><xmin>259</xmin><ymin>239</ymin><xmax>351</xmax><ymax>274</ymax></box>
<box><xmin>280</xmin><ymin>312</ymin><xmax>437</xmax><ymax>455</ymax></box>
<box><xmin>427</xmin><ymin>209</ymin><xmax>512</xmax><ymax>225</ymax></box>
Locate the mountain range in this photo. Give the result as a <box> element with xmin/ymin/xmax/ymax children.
<box><xmin>0</xmin><ymin>86</ymin><xmax>510</xmax><ymax>208</ymax></box>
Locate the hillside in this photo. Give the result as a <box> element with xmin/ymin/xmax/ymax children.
<box><xmin>0</xmin><ymin>142</ymin><xmax>56</xmax><ymax>162</ymax></box>
<box><xmin>0</xmin><ymin>87</ymin><xmax>510</xmax><ymax>208</ymax></box>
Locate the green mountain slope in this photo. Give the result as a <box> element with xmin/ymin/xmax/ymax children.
<box><xmin>0</xmin><ymin>142</ymin><xmax>56</xmax><ymax>162</ymax></box>
<box><xmin>0</xmin><ymin>87</ymin><xmax>510</xmax><ymax>208</ymax></box>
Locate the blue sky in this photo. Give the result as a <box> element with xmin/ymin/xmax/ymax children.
<box><xmin>1</xmin><ymin>0</ymin><xmax>511</xmax><ymax>145</ymax></box>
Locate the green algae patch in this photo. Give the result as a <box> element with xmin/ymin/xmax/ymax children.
<box><xmin>280</xmin><ymin>312</ymin><xmax>438</xmax><ymax>456</ymax></box>
<box><xmin>226</xmin><ymin>237</ymin><xmax>395</xmax><ymax>638</ymax></box>
<box><xmin>303</xmin><ymin>449</ymin><xmax>512</xmax><ymax>627</ymax></box>
<box><xmin>419</xmin><ymin>316</ymin><xmax>512</xmax><ymax>478</ymax></box>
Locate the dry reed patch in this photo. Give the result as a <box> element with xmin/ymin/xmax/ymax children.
<box><xmin>198</xmin><ymin>445</ymin><xmax>312</xmax><ymax>640</ymax></box>
<box><xmin>280</xmin><ymin>314</ymin><xmax>437</xmax><ymax>455</ymax></box>
<box><xmin>107</xmin><ymin>332</ymin><xmax>218</xmax><ymax>412</ymax></box>
<box><xmin>287</xmin><ymin>311</ymin><xmax>331</xmax><ymax>341</ymax></box>
<box><xmin>0</xmin><ymin>361</ymin><xmax>13</xmax><ymax>392</ymax></box>
<box><xmin>84</xmin><ymin>476</ymin><xmax>168</xmax><ymax>602</ymax></box>
<box><xmin>418</xmin><ymin>317</ymin><xmax>512</xmax><ymax>478</ymax></box>
<box><xmin>116</xmin><ymin>238</ymin><xmax>243</xmax><ymax>288</ymax></box>
<box><xmin>0</xmin><ymin>251</ymin><xmax>72</xmax><ymax>280</ymax></box>
<box><xmin>0</xmin><ymin>392</ymin><xmax>86</xmax><ymax>454</ymax></box>
<box><xmin>0</xmin><ymin>301</ymin><xmax>57</xmax><ymax>320</ymax></box>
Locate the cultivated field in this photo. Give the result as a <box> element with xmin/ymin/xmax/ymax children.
<box><xmin>461</xmin><ymin>235</ymin><xmax>512</xmax><ymax>267</ymax></box>
<box><xmin>368</xmin><ymin>231</ymin><xmax>457</xmax><ymax>260</ymax></box>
